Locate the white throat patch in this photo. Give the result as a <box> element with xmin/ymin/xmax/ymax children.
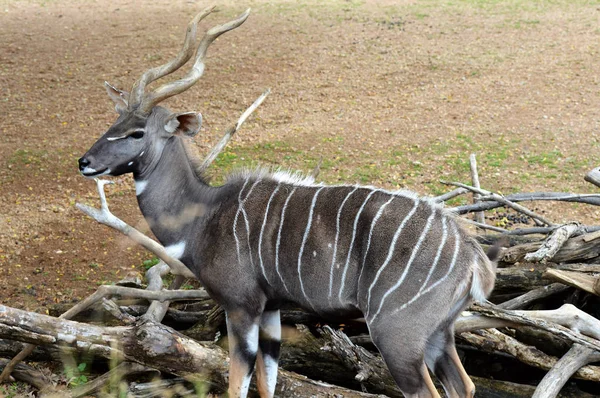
<box><xmin>135</xmin><ymin>180</ymin><xmax>148</xmax><ymax>196</ymax></box>
<box><xmin>165</xmin><ymin>241</ymin><xmax>186</xmax><ymax>260</ymax></box>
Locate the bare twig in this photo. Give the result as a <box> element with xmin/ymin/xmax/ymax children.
<box><xmin>441</xmin><ymin>180</ymin><xmax>555</xmax><ymax>226</ymax></box>
<box><xmin>469</xmin><ymin>154</ymin><xmax>485</xmax><ymax>225</ymax></box>
<box><xmin>311</xmin><ymin>156</ymin><xmax>323</xmax><ymax>180</ymax></box>
<box><xmin>455</xmin><ymin>192</ymin><xmax>600</xmax><ymax>214</ymax></box>
<box><xmin>459</xmin><ymin>218</ymin><xmax>508</xmax><ymax>233</ymax></box>
<box><xmin>433</xmin><ymin>187</ymin><xmax>468</xmax><ymax>203</ymax></box>
<box><xmin>199</xmin><ymin>89</ymin><xmax>270</xmax><ymax>170</ymax></box>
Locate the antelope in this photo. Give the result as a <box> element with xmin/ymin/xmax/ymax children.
<box><xmin>78</xmin><ymin>7</ymin><xmax>497</xmax><ymax>398</ymax></box>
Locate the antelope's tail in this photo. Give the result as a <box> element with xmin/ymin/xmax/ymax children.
<box><xmin>469</xmin><ymin>239</ymin><xmax>502</xmax><ymax>303</ymax></box>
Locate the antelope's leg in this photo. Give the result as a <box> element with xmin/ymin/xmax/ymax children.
<box><xmin>256</xmin><ymin>310</ymin><xmax>281</xmax><ymax>398</ymax></box>
<box><xmin>425</xmin><ymin>325</ymin><xmax>475</xmax><ymax>398</ymax></box>
<box><xmin>369</xmin><ymin>317</ymin><xmax>441</xmax><ymax>398</ymax></box>
<box><xmin>226</xmin><ymin>310</ymin><xmax>260</xmax><ymax>398</ymax></box>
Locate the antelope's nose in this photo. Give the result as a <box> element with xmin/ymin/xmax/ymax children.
<box><xmin>78</xmin><ymin>157</ymin><xmax>90</xmax><ymax>171</ymax></box>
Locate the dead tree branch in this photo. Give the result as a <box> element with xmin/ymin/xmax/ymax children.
<box><xmin>441</xmin><ymin>180</ymin><xmax>555</xmax><ymax>226</ymax></box>
<box><xmin>199</xmin><ymin>89</ymin><xmax>270</xmax><ymax>170</ymax></box>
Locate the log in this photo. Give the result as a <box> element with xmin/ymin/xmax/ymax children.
<box><xmin>497</xmin><ymin>283</ymin><xmax>570</xmax><ymax>310</ymax></box>
<box><xmin>458</xmin><ymin>329</ymin><xmax>600</xmax><ymax>382</ymax></box>
<box><xmin>0</xmin><ymin>304</ymin><xmax>383</xmax><ymax>397</ymax></box>
<box><xmin>501</xmin><ymin>231</ymin><xmax>600</xmax><ymax>264</ymax></box>
<box><xmin>524</xmin><ymin>223</ymin><xmax>581</xmax><ymax>263</ymax></box>
<box><xmin>544</xmin><ymin>269</ymin><xmax>600</xmax><ymax>297</ymax></box>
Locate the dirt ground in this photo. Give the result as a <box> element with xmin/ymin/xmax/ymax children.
<box><xmin>1</xmin><ymin>0</ymin><xmax>600</xmax><ymax>312</ymax></box>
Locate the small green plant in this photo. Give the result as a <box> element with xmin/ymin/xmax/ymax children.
<box><xmin>142</xmin><ymin>257</ymin><xmax>160</xmax><ymax>270</ymax></box>
<box><xmin>0</xmin><ymin>383</ymin><xmax>19</xmax><ymax>398</ymax></box>
<box><xmin>65</xmin><ymin>362</ymin><xmax>88</xmax><ymax>387</ymax></box>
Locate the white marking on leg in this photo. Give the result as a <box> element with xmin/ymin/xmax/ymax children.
<box><xmin>370</xmin><ymin>208</ymin><xmax>436</xmax><ymax>322</ymax></box>
<box><xmin>258</xmin><ymin>184</ymin><xmax>281</xmax><ymax>283</ymax></box>
<box><xmin>389</xmin><ymin>222</ymin><xmax>461</xmax><ymax>317</ymax></box>
<box><xmin>366</xmin><ymin>198</ymin><xmax>419</xmax><ymax>318</ymax></box>
<box><xmin>275</xmin><ymin>187</ymin><xmax>297</xmax><ymax>294</ymax></box>
<box><xmin>328</xmin><ymin>186</ymin><xmax>359</xmax><ymax>301</ymax></box>
<box><xmin>260</xmin><ymin>310</ymin><xmax>281</xmax><ymax>340</ymax></box>
<box><xmin>339</xmin><ymin>189</ymin><xmax>379</xmax><ymax>303</ymax></box>
<box><xmin>165</xmin><ymin>241</ymin><xmax>186</xmax><ymax>260</ymax></box>
<box><xmin>356</xmin><ymin>195</ymin><xmax>395</xmax><ymax>301</ymax></box>
<box><xmin>298</xmin><ymin>187</ymin><xmax>325</xmax><ymax>310</ymax></box>
<box><xmin>127</xmin><ymin>161</ymin><xmax>134</xmax><ymax>166</ymax></box>
<box><xmin>261</xmin><ymin>355</ymin><xmax>278</xmax><ymax>396</ymax></box>
<box><xmin>233</xmin><ymin>177</ymin><xmax>251</xmax><ymax>266</ymax></box>
<box><xmin>246</xmin><ymin>323</ymin><xmax>260</xmax><ymax>354</ymax></box>
<box><xmin>135</xmin><ymin>180</ymin><xmax>148</xmax><ymax>195</ymax></box>
<box><xmin>138</xmin><ymin>151</ymin><xmax>145</xmax><ymax>157</ymax></box>
<box><xmin>239</xmin><ymin>323</ymin><xmax>259</xmax><ymax>398</ymax></box>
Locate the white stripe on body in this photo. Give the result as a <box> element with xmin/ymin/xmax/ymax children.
<box><xmin>233</xmin><ymin>178</ymin><xmax>251</xmax><ymax>266</ymax></box>
<box><xmin>338</xmin><ymin>189</ymin><xmax>379</xmax><ymax>304</ymax></box>
<box><xmin>355</xmin><ymin>195</ymin><xmax>396</xmax><ymax>301</ymax></box>
<box><xmin>370</xmin><ymin>209</ymin><xmax>437</xmax><ymax>322</ymax></box>
<box><xmin>298</xmin><ymin>187</ymin><xmax>325</xmax><ymax>311</ymax></box>
<box><xmin>241</xmin><ymin>179</ymin><xmax>262</xmax><ymax>270</ymax></box>
<box><xmin>328</xmin><ymin>186</ymin><xmax>360</xmax><ymax>302</ymax></box>
<box><xmin>258</xmin><ymin>184</ymin><xmax>281</xmax><ymax>284</ymax></box>
<box><xmin>389</xmin><ymin>222</ymin><xmax>461</xmax><ymax>318</ymax></box>
<box><xmin>365</xmin><ymin>198</ymin><xmax>419</xmax><ymax>318</ymax></box>
<box><xmin>275</xmin><ymin>187</ymin><xmax>297</xmax><ymax>294</ymax></box>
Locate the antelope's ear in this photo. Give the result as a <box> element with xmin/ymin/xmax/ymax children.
<box><xmin>165</xmin><ymin>112</ymin><xmax>202</xmax><ymax>137</ymax></box>
<box><xmin>104</xmin><ymin>82</ymin><xmax>128</xmax><ymax>113</ymax></box>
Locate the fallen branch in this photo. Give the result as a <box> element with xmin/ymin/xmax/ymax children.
<box><xmin>532</xmin><ymin>344</ymin><xmax>600</xmax><ymax>398</ymax></box>
<box><xmin>441</xmin><ymin>180</ymin><xmax>555</xmax><ymax>226</ymax></box>
<box><xmin>544</xmin><ymin>269</ymin><xmax>600</xmax><ymax>297</ymax></box>
<box><xmin>458</xmin><ymin>329</ymin><xmax>600</xmax><ymax>382</ymax></box>
<box><xmin>524</xmin><ymin>222</ymin><xmax>581</xmax><ymax>263</ymax></box>
<box><xmin>0</xmin><ymin>304</ymin><xmax>384</xmax><ymax>397</ymax></box>
<box><xmin>501</xmin><ymin>230</ymin><xmax>600</xmax><ymax>264</ymax></box>
<box><xmin>455</xmin><ymin>192</ymin><xmax>600</xmax><ymax>214</ymax></box>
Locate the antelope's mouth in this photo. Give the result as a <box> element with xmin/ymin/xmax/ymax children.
<box><xmin>80</xmin><ymin>167</ymin><xmax>111</xmax><ymax>177</ymax></box>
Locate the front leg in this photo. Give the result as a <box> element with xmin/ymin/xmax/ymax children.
<box><xmin>256</xmin><ymin>310</ymin><xmax>281</xmax><ymax>397</ymax></box>
<box><xmin>226</xmin><ymin>310</ymin><xmax>260</xmax><ymax>398</ymax></box>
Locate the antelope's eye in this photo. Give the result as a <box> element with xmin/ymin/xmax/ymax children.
<box><xmin>129</xmin><ymin>130</ymin><xmax>145</xmax><ymax>139</ymax></box>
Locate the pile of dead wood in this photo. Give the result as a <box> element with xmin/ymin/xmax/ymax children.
<box><xmin>1</xmin><ymin>98</ymin><xmax>600</xmax><ymax>397</ymax></box>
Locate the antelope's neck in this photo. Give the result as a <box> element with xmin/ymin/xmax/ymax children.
<box><xmin>133</xmin><ymin>138</ymin><xmax>216</xmax><ymax>259</ymax></box>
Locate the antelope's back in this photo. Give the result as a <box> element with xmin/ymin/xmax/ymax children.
<box><xmin>227</xmin><ymin>173</ymin><xmax>495</xmax><ymax>317</ymax></box>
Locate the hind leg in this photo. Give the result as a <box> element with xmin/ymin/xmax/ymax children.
<box><xmin>425</xmin><ymin>324</ymin><xmax>475</xmax><ymax>398</ymax></box>
<box><xmin>369</xmin><ymin>319</ymin><xmax>441</xmax><ymax>398</ymax></box>
<box><xmin>255</xmin><ymin>310</ymin><xmax>281</xmax><ymax>397</ymax></box>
